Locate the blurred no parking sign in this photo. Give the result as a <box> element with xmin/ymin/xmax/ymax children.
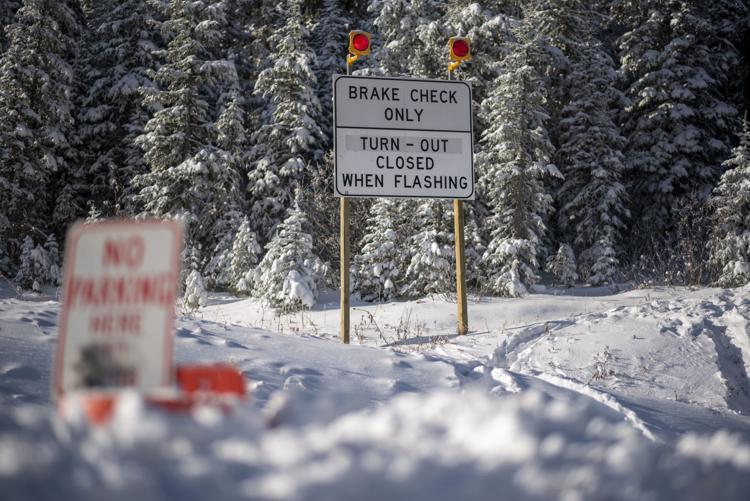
<box><xmin>53</xmin><ymin>220</ymin><xmax>183</xmax><ymax>399</ymax></box>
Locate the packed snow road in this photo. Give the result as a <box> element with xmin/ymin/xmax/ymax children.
<box><xmin>2</xmin><ymin>283</ymin><xmax>750</xmax><ymax>499</ymax></box>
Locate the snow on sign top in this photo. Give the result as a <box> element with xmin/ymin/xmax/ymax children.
<box><xmin>334</xmin><ymin>75</ymin><xmax>474</xmax><ymax>200</ymax></box>
<box><xmin>53</xmin><ymin>220</ymin><xmax>183</xmax><ymax>399</ymax></box>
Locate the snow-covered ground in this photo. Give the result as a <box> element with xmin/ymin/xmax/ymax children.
<box><xmin>2</xmin><ymin>282</ymin><xmax>750</xmax><ymax>500</ymax></box>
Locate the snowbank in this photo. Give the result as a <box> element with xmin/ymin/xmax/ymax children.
<box><xmin>2</xmin><ymin>388</ymin><xmax>750</xmax><ymax>501</ymax></box>
<box><xmin>3</xmin><ymin>284</ymin><xmax>750</xmax><ymax>499</ymax></box>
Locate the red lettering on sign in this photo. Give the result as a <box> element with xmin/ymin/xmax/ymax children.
<box><xmin>90</xmin><ymin>313</ymin><xmax>142</xmax><ymax>336</ymax></box>
<box><xmin>68</xmin><ymin>273</ymin><xmax>176</xmax><ymax>307</ymax></box>
<box><xmin>103</xmin><ymin>236</ymin><xmax>145</xmax><ymax>269</ymax></box>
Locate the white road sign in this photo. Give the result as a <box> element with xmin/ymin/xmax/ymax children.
<box><xmin>334</xmin><ymin>75</ymin><xmax>474</xmax><ymax>199</ymax></box>
<box><xmin>53</xmin><ymin>220</ymin><xmax>183</xmax><ymax>398</ymax></box>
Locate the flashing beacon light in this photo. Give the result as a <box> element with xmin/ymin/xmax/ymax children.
<box><xmin>349</xmin><ymin>30</ymin><xmax>371</xmax><ymax>56</ymax></box>
<box><xmin>449</xmin><ymin>37</ymin><xmax>472</xmax><ymax>62</ymax></box>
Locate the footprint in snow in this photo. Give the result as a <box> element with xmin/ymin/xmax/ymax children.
<box><xmin>34</xmin><ymin>317</ymin><xmax>56</xmax><ymax>328</ymax></box>
<box><xmin>279</xmin><ymin>366</ymin><xmax>322</xmax><ymax>377</ymax></box>
<box><xmin>2</xmin><ymin>365</ymin><xmax>41</xmax><ymax>381</ymax></box>
<box><xmin>283</xmin><ymin>375</ymin><xmax>308</xmax><ymax>391</ymax></box>
<box><xmin>391</xmin><ymin>359</ymin><xmax>413</xmax><ymax>369</ymax></box>
<box><xmin>223</xmin><ymin>339</ymin><xmax>249</xmax><ymax>350</ymax></box>
<box><xmin>389</xmin><ymin>380</ymin><xmax>418</xmax><ymax>393</ymax></box>
<box><xmin>176</xmin><ymin>328</ymin><xmax>197</xmax><ymax>339</ymax></box>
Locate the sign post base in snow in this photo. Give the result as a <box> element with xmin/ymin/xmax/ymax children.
<box><xmin>339</xmin><ymin>34</ymin><xmax>372</xmax><ymax>345</ymax></box>
<box><xmin>448</xmin><ymin>58</ymin><xmax>469</xmax><ymax>336</ymax></box>
<box><xmin>340</xmin><ymin>197</ymin><xmax>350</xmax><ymax>344</ymax></box>
<box><xmin>453</xmin><ymin>199</ymin><xmax>468</xmax><ymax>334</ymax></box>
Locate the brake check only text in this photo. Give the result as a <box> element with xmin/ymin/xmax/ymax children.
<box><xmin>334</xmin><ymin>75</ymin><xmax>474</xmax><ymax>200</ymax></box>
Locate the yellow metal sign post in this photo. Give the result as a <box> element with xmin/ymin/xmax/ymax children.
<box><xmin>448</xmin><ymin>36</ymin><xmax>471</xmax><ymax>335</ymax></box>
<box><xmin>340</xmin><ymin>31</ymin><xmax>371</xmax><ymax>344</ymax></box>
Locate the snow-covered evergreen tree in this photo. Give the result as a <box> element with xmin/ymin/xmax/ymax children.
<box><xmin>401</xmin><ymin>200</ymin><xmax>455</xmax><ymax>297</ymax></box>
<box><xmin>353</xmin><ymin>198</ymin><xmax>405</xmax><ymax>302</ymax></box>
<box><xmin>227</xmin><ymin>217</ymin><xmax>262</xmax><ymax>293</ymax></box>
<box><xmin>312</xmin><ymin>0</ymin><xmax>351</xmax><ymax>144</ymax></box>
<box><xmin>224</xmin><ymin>0</ymin><xmax>276</xmax><ymax>146</ymax></box>
<box><xmin>248</xmin><ymin>0</ymin><xmax>324</xmax><ymax>241</ymax></box>
<box><xmin>43</xmin><ymin>233</ymin><xmax>61</xmax><ymax>285</ymax></box>
<box><xmin>710</xmin><ymin>118</ymin><xmax>750</xmax><ymax>287</ymax></box>
<box><xmin>0</xmin><ymin>0</ymin><xmax>81</xmax><ymax>267</ymax></box>
<box><xmin>183</xmin><ymin>269</ymin><xmax>208</xmax><ymax>311</ymax></box>
<box><xmin>204</xmin><ymin>88</ymin><xmax>252</xmax><ymax>288</ymax></box>
<box><xmin>525</xmin><ymin>0</ymin><xmax>587</xmax><ymax>143</ymax></box>
<box><xmin>617</xmin><ymin>0</ymin><xmax>744</xmax><ymax>233</ymax></box>
<box><xmin>14</xmin><ymin>236</ymin><xmax>38</xmax><ymax>291</ymax></box>
<box><xmin>0</xmin><ymin>0</ymin><xmax>22</xmax><ymax>51</ymax></box>
<box><xmin>252</xmin><ymin>193</ymin><xmax>327</xmax><ymax>312</ymax></box>
<box><xmin>134</xmin><ymin>0</ymin><xmax>243</xmax><ymax>278</ymax></box>
<box><xmin>463</xmin><ymin>211</ymin><xmax>487</xmax><ymax>287</ymax></box>
<box><xmin>370</xmin><ymin>0</ymin><xmax>448</xmax><ymax>78</ymax></box>
<box><xmin>135</xmin><ymin>0</ymin><xmax>228</xmax><ymax>174</ymax></box>
<box><xmin>478</xmin><ymin>17</ymin><xmax>560</xmax><ymax>297</ymax></box>
<box><xmin>442</xmin><ymin>4</ymin><xmax>513</xmax><ymax>288</ymax></box>
<box><xmin>446</xmin><ymin>3</ymin><xmax>513</xmax><ymax>118</ymax></box>
<box><xmin>547</xmin><ymin>243</ymin><xmax>578</xmax><ymax>287</ymax></box>
<box><xmin>77</xmin><ymin>0</ymin><xmax>160</xmax><ymax>216</ymax></box>
<box><xmin>14</xmin><ymin>234</ymin><xmax>60</xmax><ymax>291</ymax></box>
<box><xmin>555</xmin><ymin>33</ymin><xmax>629</xmax><ymax>285</ymax></box>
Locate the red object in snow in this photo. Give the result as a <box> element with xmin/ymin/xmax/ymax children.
<box><xmin>176</xmin><ymin>363</ymin><xmax>247</xmax><ymax>396</ymax></box>
<box><xmin>65</xmin><ymin>364</ymin><xmax>247</xmax><ymax>425</ymax></box>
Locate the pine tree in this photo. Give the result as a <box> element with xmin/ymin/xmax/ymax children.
<box><xmin>555</xmin><ymin>28</ymin><xmax>629</xmax><ymax>285</ymax></box>
<box><xmin>43</xmin><ymin>233</ymin><xmax>61</xmax><ymax>286</ymax></box>
<box><xmin>353</xmin><ymin>198</ymin><xmax>405</xmax><ymax>302</ymax></box>
<box><xmin>14</xmin><ymin>234</ymin><xmax>60</xmax><ymax>291</ymax></box>
<box><xmin>14</xmin><ymin>236</ymin><xmax>38</xmax><ymax>291</ymax></box>
<box><xmin>230</xmin><ymin>217</ymin><xmax>262</xmax><ymax>293</ymax></box>
<box><xmin>49</xmin><ymin>1</ymin><xmax>85</xmax><ymax>231</ymax></box>
<box><xmin>183</xmin><ymin>269</ymin><xmax>208</xmax><ymax>311</ymax></box>
<box><xmin>444</xmin><ymin>3</ymin><xmax>513</xmax><ymax>289</ymax></box>
<box><xmin>0</xmin><ymin>0</ymin><xmax>22</xmax><ymax>51</ymax></box>
<box><xmin>402</xmin><ymin>200</ymin><xmax>455</xmax><ymax>297</ymax></box>
<box><xmin>134</xmin><ymin>0</ymin><xmax>243</xmax><ymax>277</ymax></box>
<box><xmin>478</xmin><ymin>18</ymin><xmax>560</xmax><ymax>297</ymax></box>
<box><xmin>224</xmin><ymin>0</ymin><xmax>276</xmax><ymax>147</ymax></box>
<box><xmin>0</xmin><ymin>0</ymin><xmax>81</xmax><ymax>267</ymax></box>
<box><xmin>524</xmin><ymin>0</ymin><xmax>587</xmax><ymax>144</ymax></box>
<box><xmin>252</xmin><ymin>194</ymin><xmax>327</xmax><ymax>312</ymax></box>
<box><xmin>617</xmin><ymin>0</ymin><xmax>744</xmax><ymax>234</ymax></box>
<box><xmin>463</xmin><ymin>211</ymin><xmax>486</xmax><ymax>286</ymax></box>
<box><xmin>546</xmin><ymin>243</ymin><xmax>578</xmax><ymax>287</ymax></box>
<box><xmin>710</xmin><ymin>118</ymin><xmax>750</xmax><ymax>287</ymax></box>
<box><xmin>370</xmin><ymin>0</ymin><xmax>448</xmax><ymax>78</ymax></box>
<box><xmin>312</xmin><ymin>0</ymin><xmax>351</xmax><ymax>144</ymax></box>
<box><xmin>204</xmin><ymin>89</ymin><xmax>252</xmax><ymax>288</ymax></box>
<box><xmin>247</xmin><ymin>0</ymin><xmax>324</xmax><ymax>241</ymax></box>
<box><xmin>446</xmin><ymin>2</ymin><xmax>513</xmax><ymax>121</ymax></box>
<box><xmin>77</xmin><ymin>0</ymin><xmax>160</xmax><ymax>216</ymax></box>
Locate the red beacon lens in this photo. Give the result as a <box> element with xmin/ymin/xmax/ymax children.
<box><xmin>352</xmin><ymin>33</ymin><xmax>369</xmax><ymax>52</ymax></box>
<box><xmin>452</xmin><ymin>39</ymin><xmax>469</xmax><ymax>57</ymax></box>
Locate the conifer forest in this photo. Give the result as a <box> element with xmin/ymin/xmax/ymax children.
<box><xmin>1</xmin><ymin>0</ymin><xmax>749</xmax><ymax>310</ymax></box>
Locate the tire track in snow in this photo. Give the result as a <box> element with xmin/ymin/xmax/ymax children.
<box><xmin>528</xmin><ymin>371</ymin><xmax>660</xmax><ymax>442</ymax></box>
<box><xmin>697</xmin><ymin>292</ymin><xmax>750</xmax><ymax>415</ymax></box>
<box><xmin>491</xmin><ymin>320</ymin><xmax>575</xmax><ymax>370</ymax></box>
